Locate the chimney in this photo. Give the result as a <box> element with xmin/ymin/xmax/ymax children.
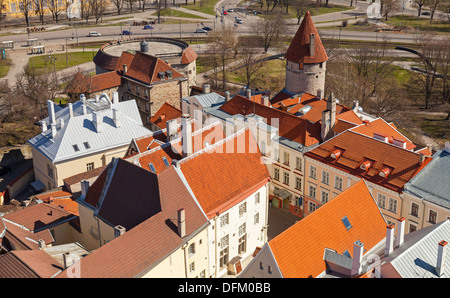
<box><xmin>114</xmin><ymin>225</ymin><xmax>126</xmax><ymax>238</ymax></box>
<box><xmin>352</xmin><ymin>100</ymin><xmax>359</xmax><ymax>112</ymax></box>
<box><xmin>68</xmin><ymin>103</ymin><xmax>74</xmax><ymax>118</ymax></box>
<box><xmin>82</xmin><ymin>103</ymin><xmax>87</xmax><ymax>115</ymax></box>
<box><xmin>321</xmin><ymin>110</ymin><xmax>331</xmax><ymax>141</ymax></box>
<box><xmin>177</xmin><ymin>208</ymin><xmax>186</xmax><ymax>238</ymax></box>
<box><xmin>203</xmin><ymin>84</ymin><xmax>210</xmax><ymax>94</ymax></box>
<box><xmin>123</xmin><ymin>64</ymin><xmax>128</xmax><ymax>74</ymax></box>
<box><xmin>309</xmin><ymin>33</ymin><xmax>315</xmax><ymax>57</ymax></box>
<box><xmin>420</xmin><ymin>153</ymin><xmax>426</xmax><ymax>164</ymax></box>
<box><xmin>47</xmin><ymin>100</ymin><xmax>56</xmax><ymax>125</ymax></box>
<box><xmin>80</xmin><ymin>180</ymin><xmax>89</xmax><ymax>197</ymax></box>
<box><xmin>181</xmin><ymin>114</ymin><xmax>193</xmax><ymax>158</ymax></box>
<box><xmin>384</xmin><ymin>224</ymin><xmax>395</xmax><ymax>257</ymax></box>
<box><xmin>247</xmin><ymin>88</ymin><xmax>252</xmax><ymax>100</ymax></box>
<box><xmin>445</xmin><ymin>142</ymin><xmax>450</xmax><ymax>153</ymax></box>
<box><xmin>112</xmin><ymin>107</ymin><xmax>120</xmax><ymax>128</ymax></box>
<box><xmin>225</xmin><ymin>91</ymin><xmax>231</xmax><ymax>101</ymax></box>
<box><xmin>63</xmin><ymin>252</ymin><xmax>73</xmax><ymax>269</ymax></box>
<box><xmin>351</xmin><ymin>240</ymin><xmax>364</xmax><ymax>276</ymax></box>
<box><xmin>172</xmin><ymin>159</ymin><xmax>180</xmax><ymax>168</ymax></box>
<box><xmin>262</xmin><ymin>95</ymin><xmax>270</xmax><ymax>106</ymax></box>
<box><xmin>327</xmin><ymin>93</ymin><xmax>336</xmax><ymax>130</ymax></box>
<box><xmin>166</xmin><ymin>119</ymin><xmax>178</xmax><ymax>141</ymax></box>
<box><xmin>396</xmin><ymin>217</ymin><xmax>405</xmax><ymax>248</ymax></box>
<box><xmin>317</xmin><ymin>89</ymin><xmax>323</xmax><ymax>100</ymax></box>
<box><xmin>80</xmin><ymin>94</ymin><xmax>86</xmax><ymax>103</ymax></box>
<box><xmin>113</xmin><ymin>92</ymin><xmax>119</xmax><ymax>106</ymax></box>
<box><xmin>41</xmin><ymin>121</ymin><xmax>47</xmax><ymax>133</ymax></box>
<box><xmin>59</xmin><ymin>118</ymin><xmax>65</xmax><ymax>130</ymax></box>
<box><xmin>38</xmin><ymin>239</ymin><xmax>45</xmax><ymax>250</ymax></box>
<box><xmin>92</xmin><ymin>111</ymin><xmax>101</xmax><ymax>133</ymax></box>
<box><xmin>427</xmin><ymin>143</ymin><xmax>433</xmax><ymax>154</ymax></box>
<box><xmin>436</xmin><ymin>240</ymin><xmax>448</xmax><ymax>277</ymax></box>
<box><xmin>51</xmin><ymin>123</ymin><xmax>57</xmax><ymax>138</ymax></box>
<box><xmin>95</xmin><ymin>94</ymin><xmax>100</xmax><ymax>103</ymax></box>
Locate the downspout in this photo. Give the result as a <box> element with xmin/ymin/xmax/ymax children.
<box><xmin>214</xmin><ymin>215</ymin><xmax>219</xmax><ymax>278</ymax></box>
<box><xmin>182</xmin><ymin>242</ymin><xmax>189</xmax><ymax>278</ymax></box>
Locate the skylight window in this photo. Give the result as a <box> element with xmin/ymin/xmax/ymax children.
<box><xmin>162</xmin><ymin>156</ymin><xmax>170</xmax><ymax>167</ymax></box>
<box><xmin>342</xmin><ymin>216</ymin><xmax>352</xmax><ymax>230</ymax></box>
<box><xmin>73</xmin><ymin>145</ymin><xmax>80</xmax><ymax>152</ymax></box>
<box><xmin>83</xmin><ymin>142</ymin><xmax>90</xmax><ymax>149</ymax></box>
<box><xmin>148</xmin><ymin>163</ymin><xmax>156</xmax><ymax>173</ymax></box>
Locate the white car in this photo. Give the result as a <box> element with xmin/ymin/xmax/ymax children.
<box><xmin>88</xmin><ymin>31</ymin><xmax>101</xmax><ymax>37</ymax></box>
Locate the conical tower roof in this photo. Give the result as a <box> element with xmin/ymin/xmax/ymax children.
<box><xmin>285</xmin><ymin>11</ymin><xmax>328</xmax><ymax>64</ymax></box>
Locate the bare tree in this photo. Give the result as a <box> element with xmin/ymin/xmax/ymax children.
<box><xmin>254</xmin><ymin>11</ymin><xmax>288</xmax><ymax>53</ymax></box>
<box><xmin>91</xmin><ymin>0</ymin><xmax>106</xmax><ymax>24</ymax></box>
<box><xmin>33</xmin><ymin>0</ymin><xmax>45</xmax><ymax>25</ymax></box>
<box><xmin>237</xmin><ymin>36</ymin><xmax>264</xmax><ymax>86</ymax></box>
<box><xmin>428</xmin><ymin>0</ymin><xmax>441</xmax><ymax>23</ymax></box>
<box><xmin>381</xmin><ymin>0</ymin><xmax>399</xmax><ymax>21</ymax></box>
<box><xmin>48</xmin><ymin>0</ymin><xmax>64</xmax><ymax>23</ymax></box>
<box><xmin>292</xmin><ymin>0</ymin><xmax>308</xmax><ymax>25</ymax></box>
<box><xmin>20</xmin><ymin>0</ymin><xmax>33</xmax><ymax>26</ymax></box>
<box><xmin>111</xmin><ymin>0</ymin><xmax>124</xmax><ymax>14</ymax></box>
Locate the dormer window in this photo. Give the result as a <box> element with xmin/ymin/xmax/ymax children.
<box><xmin>378</xmin><ymin>166</ymin><xmax>393</xmax><ymax>178</ymax></box>
<box><xmin>73</xmin><ymin>144</ymin><xmax>80</xmax><ymax>152</ymax></box>
<box><xmin>148</xmin><ymin>163</ymin><xmax>156</xmax><ymax>173</ymax></box>
<box><xmin>158</xmin><ymin>71</ymin><xmax>166</xmax><ymax>80</ymax></box>
<box><xmin>359</xmin><ymin>159</ymin><xmax>373</xmax><ymax>171</ymax></box>
<box><xmin>162</xmin><ymin>156</ymin><xmax>170</xmax><ymax>167</ymax></box>
<box><xmin>330</xmin><ymin>148</ymin><xmax>343</xmax><ymax>159</ymax></box>
<box><xmin>166</xmin><ymin>70</ymin><xmax>173</xmax><ymax>79</ymax></box>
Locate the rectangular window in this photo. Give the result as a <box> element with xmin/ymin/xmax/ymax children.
<box><xmin>255</xmin><ymin>192</ymin><xmax>260</xmax><ymax>204</ymax></box>
<box><xmin>189</xmin><ymin>261</ymin><xmax>195</xmax><ymax>273</ymax></box>
<box><xmin>254</xmin><ymin>213</ymin><xmax>260</xmax><ymax>225</ymax></box>
<box><xmin>239</xmin><ymin>202</ymin><xmax>246</xmax><ymax>217</ymax></box>
<box><xmin>411</xmin><ymin>203</ymin><xmax>419</xmax><ymax>217</ymax></box>
<box><xmin>295</xmin><ymin>177</ymin><xmax>302</xmax><ymax>190</ymax></box>
<box><xmin>378</xmin><ymin>193</ymin><xmax>386</xmax><ymax>209</ymax></box>
<box><xmin>321</xmin><ymin>189</ymin><xmax>329</xmax><ymax>203</ymax></box>
<box><xmin>188</xmin><ymin>243</ymin><xmax>195</xmax><ymax>257</ymax></box>
<box><xmin>238</xmin><ymin>235</ymin><xmax>246</xmax><ymax>254</ymax></box>
<box><xmin>309</xmin><ymin>184</ymin><xmax>316</xmax><ymax>199</ymax></box>
<box><xmin>335</xmin><ymin>176</ymin><xmax>343</xmax><ymax>191</ymax></box>
<box><xmin>274</xmin><ymin>148</ymin><xmax>279</xmax><ymax>162</ymax></box>
<box><xmin>83</xmin><ymin>142</ymin><xmax>90</xmax><ymax>149</ymax></box>
<box><xmin>296</xmin><ymin>157</ymin><xmax>302</xmax><ymax>171</ymax></box>
<box><xmin>429</xmin><ymin>210</ymin><xmax>437</xmax><ymax>224</ymax></box>
<box><xmin>322</xmin><ymin>171</ymin><xmax>329</xmax><ymax>185</ymax></box>
<box><xmin>388</xmin><ymin>198</ymin><xmax>398</xmax><ymax>213</ymax></box>
<box><xmin>47</xmin><ymin>164</ymin><xmax>53</xmax><ymax>179</ymax></box>
<box><xmin>86</xmin><ymin>162</ymin><xmax>94</xmax><ymax>171</ymax></box>
<box><xmin>283</xmin><ymin>152</ymin><xmax>290</xmax><ymax>165</ymax></box>
<box><xmin>219</xmin><ymin>235</ymin><xmax>229</xmax><ymax>268</ymax></box>
<box><xmin>308</xmin><ymin>201</ymin><xmax>316</xmax><ymax>213</ymax></box>
<box><xmin>294</xmin><ymin>196</ymin><xmax>302</xmax><ymax>207</ymax></box>
<box><xmin>283</xmin><ymin>171</ymin><xmax>290</xmax><ymax>185</ymax></box>
<box><xmin>274</xmin><ymin>168</ymin><xmax>280</xmax><ymax>181</ymax></box>
<box><xmin>220</xmin><ymin>213</ymin><xmax>229</xmax><ymax>227</ymax></box>
<box><xmin>310</xmin><ymin>165</ymin><xmax>317</xmax><ymax>179</ymax></box>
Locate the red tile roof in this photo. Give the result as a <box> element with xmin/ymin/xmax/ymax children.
<box><xmin>56</xmin><ymin>165</ymin><xmax>209</xmax><ymax>278</ymax></box>
<box><xmin>125</xmin><ymin>52</ymin><xmax>184</xmax><ymax>84</ymax></box>
<box><xmin>66</xmin><ymin>71</ymin><xmax>122</xmax><ymax>94</ymax></box>
<box><xmin>304</xmin><ymin>130</ymin><xmax>427</xmax><ymax>193</ymax></box>
<box><xmin>268</xmin><ymin>180</ymin><xmax>386</xmax><ymax>278</ymax></box>
<box><xmin>149</xmin><ymin>102</ymin><xmax>182</xmax><ymax>130</ymax></box>
<box><xmin>179</xmin><ymin>127</ymin><xmax>271</xmax><ymax>218</ymax></box>
<box><xmin>285</xmin><ymin>11</ymin><xmax>328</xmax><ymax>64</ymax></box>
<box><xmin>220</xmin><ymin>95</ymin><xmax>322</xmax><ymax>147</ymax></box>
<box><xmin>181</xmin><ymin>46</ymin><xmax>198</xmax><ymax>64</ymax></box>
<box><xmin>0</xmin><ymin>218</ymin><xmax>54</xmax><ymax>250</ymax></box>
<box><xmin>0</xmin><ymin>250</ymin><xmax>62</xmax><ymax>278</ymax></box>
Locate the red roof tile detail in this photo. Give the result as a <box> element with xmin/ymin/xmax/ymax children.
<box><xmin>149</xmin><ymin>102</ymin><xmax>182</xmax><ymax>130</ymax></box>
<box><xmin>269</xmin><ymin>180</ymin><xmax>386</xmax><ymax>278</ymax></box>
<box><xmin>285</xmin><ymin>11</ymin><xmax>328</xmax><ymax>64</ymax></box>
<box><xmin>181</xmin><ymin>46</ymin><xmax>198</xmax><ymax>64</ymax></box>
<box><xmin>66</xmin><ymin>71</ymin><xmax>122</xmax><ymax>94</ymax></box>
<box><xmin>0</xmin><ymin>250</ymin><xmax>62</xmax><ymax>278</ymax></box>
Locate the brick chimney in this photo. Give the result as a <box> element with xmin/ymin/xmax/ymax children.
<box><xmin>177</xmin><ymin>208</ymin><xmax>186</xmax><ymax>238</ymax></box>
<box><xmin>436</xmin><ymin>240</ymin><xmax>448</xmax><ymax>277</ymax></box>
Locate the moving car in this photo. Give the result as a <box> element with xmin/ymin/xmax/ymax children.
<box><xmin>236</xmin><ymin>19</ymin><xmax>243</xmax><ymax>24</ymax></box>
<box><xmin>202</xmin><ymin>26</ymin><xmax>212</xmax><ymax>31</ymax></box>
<box><xmin>194</xmin><ymin>29</ymin><xmax>208</xmax><ymax>34</ymax></box>
<box><xmin>227</xmin><ymin>8</ymin><xmax>234</xmax><ymax>12</ymax></box>
<box><xmin>143</xmin><ymin>25</ymin><xmax>154</xmax><ymax>29</ymax></box>
<box><xmin>88</xmin><ymin>31</ymin><xmax>101</xmax><ymax>37</ymax></box>
<box><xmin>223</xmin><ymin>11</ymin><xmax>228</xmax><ymax>15</ymax></box>
<box><xmin>122</xmin><ymin>30</ymin><xmax>132</xmax><ymax>35</ymax></box>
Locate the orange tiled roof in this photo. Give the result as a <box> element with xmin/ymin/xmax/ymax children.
<box><xmin>0</xmin><ymin>250</ymin><xmax>62</xmax><ymax>278</ymax></box>
<box><xmin>220</xmin><ymin>95</ymin><xmax>322</xmax><ymax>147</ymax></box>
<box><xmin>66</xmin><ymin>71</ymin><xmax>122</xmax><ymax>94</ymax></box>
<box><xmin>179</xmin><ymin>127</ymin><xmax>271</xmax><ymax>218</ymax></box>
<box><xmin>350</xmin><ymin>118</ymin><xmax>416</xmax><ymax>150</ymax></box>
<box><xmin>268</xmin><ymin>180</ymin><xmax>386</xmax><ymax>278</ymax></box>
<box><xmin>285</xmin><ymin>11</ymin><xmax>328</xmax><ymax>64</ymax></box>
<box><xmin>149</xmin><ymin>102</ymin><xmax>182</xmax><ymax>130</ymax></box>
<box><xmin>304</xmin><ymin>130</ymin><xmax>426</xmax><ymax>193</ymax></box>
<box><xmin>181</xmin><ymin>46</ymin><xmax>198</xmax><ymax>64</ymax></box>
<box><xmin>125</xmin><ymin>52</ymin><xmax>184</xmax><ymax>84</ymax></box>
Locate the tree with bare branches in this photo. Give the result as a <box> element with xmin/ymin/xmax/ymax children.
<box><xmin>253</xmin><ymin>11</ymin><xmax>288</xmax><ymax>53</ymax></box>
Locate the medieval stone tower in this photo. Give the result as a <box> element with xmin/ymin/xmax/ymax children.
<box><xmin>284</xmin><ymin>11</ymin><xmax>328</xmax><ymax>96</ymax></box>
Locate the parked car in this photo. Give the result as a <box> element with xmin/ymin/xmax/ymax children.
<box><xmin>236</xmin><ymin>19</ymin><xmax>243</xmax><ymax>24</ymax></box>
<box><xmin>227</xmin><ymin>8</ymin><xmax>234</xmax><ymax>12</ymax></box>
<box><xmin>202</xmin><ymin>26</ymin><xmax>212</xmax><ymax>31</ymax></box>
<box><xmin>223</xmin><ymin>11</ymin><xmax>228</xmax><ymax>15</ymax></box>
<box><xmin>143</xmin><ymin>25</ymin><xmax>154</xmax><ymax>30</ymax></box>
<box><xmin>88</xmin><ymin>31</ymin><xmax>101</xmax><ymax>37</ymax></box>
<box><xmin>122</xmin><ymin>30</ymin><xmax>132</xmax><ymax>35</ymax></box>
<box><xmin>421</xmin><ymin>11</ymin><xmax>431</xmax><ymax>15</ymax></box>
<box><xmin>194</xmin><ymin>29</ymin><xmax>208</xmax><ymax>34</ymax></box>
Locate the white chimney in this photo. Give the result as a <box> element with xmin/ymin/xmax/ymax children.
<box><xmin>47</xmin><ymin>100</ymin><xmax>56</xmax><ymax>125</ymax></box>
<box><xmin>310</xmin><ymin>33</ymin><xmax>315</xmax><ymax>57</ymax></box>
<box><xmin>38</xmin><ymin>239</ymin><xmax>45</xmax><ymax>250</ymax></box>
<box><xmin>82</xmin><ymin>103</ymin><xmax>87</xmax><ymax>115</ymax></box>
<box><xmin>262</xmin><ymin>95</ymin><xmax>270</xmax><ymax>106</ymax></box>
<box><xmin>113</xmin><ymin>92</ymin><xmax>119</xmax><ymax>106</ymax></box>
<box><xmin>351</xmin><ymin>240</ymin><xmax>364</xmax><ymax>276</ymax></box>
<box><xmin>384</xmin><ymin>224</ymin><xmax>395</xmax><ymax>257</ymax></box>
<box><xmin>68</xmin><ymin>103</ymin><xmax>74</xmax><ymax>118</ymax></box>
<box><xmin>59</xmin><ymin>118</ymin><xmax>65</xmax><ymax>130</ymax></box>
<box><xmin>80</xmin><ymin>94</ymin><xmax>86</xmax><ymax>103</ymax></box>
<box><xmin>321</xmin><ymin>110</ymin><xmax>331</xmax><ymax>141</ymax></box>
<box><xmin>114</xmin><ymin>225</ymin><xmax>126</xmax><ymax>238</ymax></box>
<box><xmin>352</xmin><ymin>100</ymin><xmax>359</xmax><ymax>112</ymax></box>
<box><xmin>166</xmin><ymin>119</ymin><xmax>178</xmax><ymax>141</ymax></box>
<box><xmin>63</xmin><ymin>252</ymin><xmax>73</xmax><ymax>269</ymax></box>
<box><xmin>51</xmin><ymin>123</ymin><xmax>57</xmax><ymax>138</ymax></box>
<box><xmin>181</xmin><ymin>114</ymin><xmax>192</xmax><ymax>158</ymax></box>
<box><xmin>41</xmin><ymin>121</ymin><xmax>47</xmax><ymax>133</ymax></box>
<box><xmin>317</xmin><ymin>89</ymin><xmax>323</xmax><ymax>100</ymax></box>
<box><xmin>95</xmin><ymin>94</ymin><xmax>100</xmax><ymax>103</ymax></box>
<box><xmin>123</xmin><ymin>64</ymin><xmax>128</xmax><ymax>74</ymax></box>
<box><xmin>80</xmin><ymin>180</ymin><xmax>89</xmax><ymax>197</ymax></box>
<box><xmin>203</xmin><ymin>84</ymin><xmax>210</xmax><ymax>94</ymax></box>
<box><xmin>396</xmin><ymin>217</ymin><xmax>405</xmax><ymax>248</ymax></box>
<box><xmin>225</xmin><ymin>91</ymin><xmax>231</xmax><ymax>101</ymax></box>
<box><xmin>327</xmin><ymin>93</ymin><xmax>336</xmax><ymax>130</ymax></box>
<box><xmin>436</xmin><ymin>240</ymin><xmax>448</xmax><ymax>277</ymax></box>
<box><xmin>177</xmin><ymin>208</ymin><xmax>186</xmax><ymax>238</ymax></box>
<box><xmin>112</xmin><ymin>107</ymin><xmax>120</xmax><ymax>128</ymax></box>
<box><xmin>247</xmin><ymin>88</ymin><xmax>252</xmax><ymax>100</ymax></box>
<box><xmin>92</xmin><ymin>111</ymin><xmax>101</xmax><ymax>133</ymax></box>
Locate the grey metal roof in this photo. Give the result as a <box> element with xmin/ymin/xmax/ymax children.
<box><xmin>191</xmin><ymin>92</ymin><xmax>225</xmax><ymax>109</ymax></box>
<box><xmin>383</xmin><ymin>220</ymin><xmax>450</xmax><ymax>278</ymax></box>
<box><xmin>403</xmin><ymin>149</ymin><xmax>450</xmax><ymax>209</ymax></box>
<box><xmin>28</xmin><ymin>96</ymin><xmax>151</xmax><ymax>163</ymax></box>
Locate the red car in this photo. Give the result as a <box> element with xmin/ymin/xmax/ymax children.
<box><xmin>223</xmin><ymin>11</ymin><xmax>228</xmax><ymax>15</ymax></box>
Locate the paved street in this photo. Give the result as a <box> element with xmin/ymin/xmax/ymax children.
<box><xmin>267</xmin><ymin>206</ymin><xmax>300</xmax><ymax>241</ymax></box>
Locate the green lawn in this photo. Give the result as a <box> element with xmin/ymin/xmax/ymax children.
<box><xmin>154</xmin><ymin>8</ymin><xmax>207</xmax><ymax>19</ymax></box>
<box><xmin>385</xmin><ymin>15</ymin><xmax>450</xmax><ymax>34</ymax></box>
<box><xmin>0</xmin><ymin>59</ymin><xmax>12</xmax><ymax>78</ymax></box>
<box><xmin>28</xmin><ymin>51</ymin><xmax>96</xmax><ymax>71</ymax></box>
<box><xmin>181</xmin><ymin>0</ymin><xmax>220</xmax><ymax>15</ymax></box>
